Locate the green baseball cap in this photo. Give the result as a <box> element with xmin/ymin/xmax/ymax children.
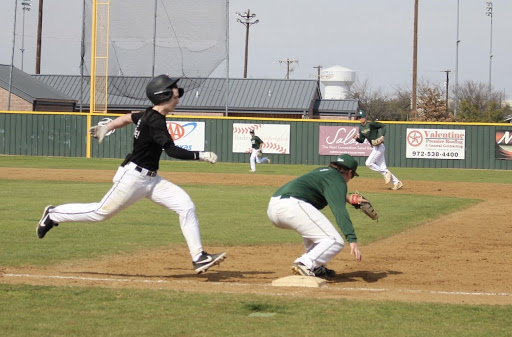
<box><xmin>358</xmin><ymin>110</ymin><xmax>367</xmax><ymax>118</ymax></box>
<box><xmin>336</xmin><ymin>154</ymin><xmax>359</xmax><ymax>176</ymax></box>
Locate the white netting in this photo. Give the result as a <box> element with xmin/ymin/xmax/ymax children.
<box><xmin>83</xmin><ymin>0</ymin><xmax>227</xmax><ymax>99</ymax></box>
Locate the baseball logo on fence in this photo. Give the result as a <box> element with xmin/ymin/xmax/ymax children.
<box><xmin>232</xmin><ymin>123</ymin><xmax>290</xmax><ymax>154</ymax></box>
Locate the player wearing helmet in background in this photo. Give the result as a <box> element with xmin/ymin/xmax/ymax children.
<box><xmin>36</xmin><ymin>74</ymin><xmax>226</xmax><ymax>274</ymax></box>
<box><xmin>353</xmin><ymin>110</ymin><xmax>403</xmax><ymax>190</ymax></box>
<box><xmin>249</xmin><ymin>129</ymin><xmax>270</xmax><ymax>172</ymax></box>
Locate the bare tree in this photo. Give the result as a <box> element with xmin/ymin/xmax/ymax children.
<box><xmin>351</xmin><ymin>80</ymin><xmax>406</xmax><ymax>120</ymax></box>
<box><xmin>414</xmin><ymin>82</ymin><xmax>455</xmax><ymax>122</ymax></box>
<box><xmin>455</xmin><ymin>81</ymin><xmax>510</xmax><ymax>122</ymax></box>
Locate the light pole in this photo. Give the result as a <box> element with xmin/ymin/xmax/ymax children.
<box><xmin>486</xmin><ymin>2</ymin><xmax>493</xmax><ymax>93</ymax></box>
<box><xmin>411</xmin><ymin>0</ymin><xmax>419</xmax><ymax>120</ymax></box>
<box><xmin>443</xmin><ymin>70</ymin><xmax>451</xmax><ymax>112</ymax></box>
<box><xmin>8</xmin><ymin>0</ymin><xmax>20</xmax><ymax>110</ymax></box>
<box><xmin>20</xmin><ymin>0</ymin><xmax>32</xmax><ymax>71</ymax></box>
<box><xmin>236</xmin><ymin>10</ymin><xmax>259</xmax><ymax>78</ymax></box>
<box><xmin>454</xmin><ymin>0</ymin><xmax>460</xmax><ymax>116</ymax></box>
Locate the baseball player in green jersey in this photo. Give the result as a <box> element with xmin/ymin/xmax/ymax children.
<box><xmin>353</xmin><ymin>110</ymin><xmax>403</xmax><ymax>190</ymax></box>
<box><xmin>249</xmin><ymin>129</ymin><xmax>270</xmax><ymax>172</ymax></box>
<box><xmin>267</xmin><ymin>154</ymin><xmax>362</xmax><ymax>278</ymax></box>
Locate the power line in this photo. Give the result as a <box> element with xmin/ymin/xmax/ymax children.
<box><xmin>278</xmin><ymin>58</ymin><xmax>298</xmax><ymax>79</ymax></box>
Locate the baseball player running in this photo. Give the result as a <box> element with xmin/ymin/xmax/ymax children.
<box><xmin>249</xmin><ymin>129</ymin><xmax>270</xmax><ymax>172</ymax></box>
<box><xmin>36</xmin><ymin>74</ymin><xmax>226</xmax><ymax>274</ymax></box>
<box><xmin>353</xmin><ymin>110</ymin><xmax>403</xmax><ymax>190</ymax></box>
<box><xmin>267</xmin><ymin>154</ymin><xmax>362</xmax><ymax>278</ymax></box>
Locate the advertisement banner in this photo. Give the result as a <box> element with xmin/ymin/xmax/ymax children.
<box><xmin>495</xmin><ymin>130</ymin><xmax>512</xmax><ymax>160</ymax></box>
<box><xmin>165</xmin><ymin>121</ymin><xmax>205</xmax><ymax>151</ymax></box>
<box><xmin>232</xmin><ymin>123</ymin><xmax>290</xmax><ymax>154</ymax></box>
<box><xmin>318</xmin><ymin>126</ymin><xmax>372</xmax><ymax>156</ymax></box>
<box><xmin>406</xmin><ymin>128</ymin><xmax>465</xmax><ymax>159</ymax></box>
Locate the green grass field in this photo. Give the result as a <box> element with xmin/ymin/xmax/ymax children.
<box><xmin>1</xmin><ymin>156</ymin><xmax>511</xmax><ymax>336</ymax></box>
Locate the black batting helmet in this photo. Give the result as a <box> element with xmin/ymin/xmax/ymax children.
<box><xmin>146</xmin><ymin>74</ymin><xmax>183</xmax><ymax>105</ymax></box>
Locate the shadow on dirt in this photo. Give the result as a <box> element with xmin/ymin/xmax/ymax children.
<box><xmin>329</xmin><ymin>270</ymin><xmax>403</xmax><ymax>284</ymax></box>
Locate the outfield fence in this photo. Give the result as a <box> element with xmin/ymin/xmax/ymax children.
<box><xmin>1</xmin><ymin>111</ymin><xmax>512</xmax><ymax>170</ymax></box>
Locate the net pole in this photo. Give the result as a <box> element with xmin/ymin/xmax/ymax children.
<box><xmin>90</xmin><ymin>0</ymin><xmax>97</xmax><ymax>113</ymax></box>
<box><xmin>80</xmin><ymin>0</ymin><xmax>86</xmax><ymax>112</ymax></box>
<box><xmin>151</xmin><ymin>0</ymin><xmax>157</xmax><ymax>77</ymax></box>
<box><xmin>225</xmin><ymin>0</ymin><xmax>229</xmax><ymax>117</ymax></box>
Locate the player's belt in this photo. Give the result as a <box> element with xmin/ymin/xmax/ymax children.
<box><xmin>124</xmin><ymin>162</ymin><xmax>157</xmax><ymax>177</ymax></box>
<box><xmin>134</xmin><ymin>166</ymin><xmax>157</xmax><ymax>177</ymax></box>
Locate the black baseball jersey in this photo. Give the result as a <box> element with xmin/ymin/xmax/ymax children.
<box><xmin>124</xmin><ymin>107</ymin><xmax>198</xmax><ymax>171</ymax></box>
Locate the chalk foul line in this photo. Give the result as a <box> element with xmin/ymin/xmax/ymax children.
<box><xmin>3</xmin><ymin>273</ymin><xmax>511</xmax><ymax>297</ymax></box>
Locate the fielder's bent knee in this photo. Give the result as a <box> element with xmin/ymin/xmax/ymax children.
<box><xmin>333</xmin><ymin>239</ymin><xmax>345</xmax><ymax>253</ymax></box>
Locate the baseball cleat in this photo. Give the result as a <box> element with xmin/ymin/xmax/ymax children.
<box><xmin>291</xmin><ymin>262</ymin><xmax>315</xmax><ymax>277</ymax></box>
<box><xmin>312</xmin><ymin>265</ymin><xmax>336</xmax><ymax>278</ymax></box>
<box><xmin>267</xmin><ymin>159</ymin><xmax>271</xmax><ymax>164</ymax></box>
<box><xmin>36</xmin><ymin>205</ymin><xmax>59</xmax><ymax>239</ymax></box>
<box><xmin>384</xmin><ymin>171</ymin><xmax>392</xmax><ymax>184</ymax></box>
<box><xmin>193</xmin><ymin>251</ymin><xmax>227</xmax><ymax>274</ymax></box>
<box><xmin>391</xmin><ymin>181</ymin><xmax>404</xmax><ymax>190</ymax></box>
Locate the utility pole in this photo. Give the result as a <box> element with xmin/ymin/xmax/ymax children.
<box><xmin>35</xmin><ymin>0</ymin><xmax>43</xmax><ymax>74</ymax></box>
<box><xmin>313</xmin><ymin>65</ymin><xmax>322</xmax><ymax>90</ymax></box>
<box><xmin>236</xmin><ymin>10</ymin><xmax>259</xmax><ymax>78</ymax></box>
<box><xmin>443</xmin><ymin>70</ymin><xmax>451</xmax><ymax>112</ymax></box>
<box><xmin>411</xmin><ymin>0</ymin><xmax>419</xmax><ymax>120</ymax></box>
<box><xmin>279</xmin><ymin>58</ymin><xmax>298</xmax><ymax>79</ymax></box>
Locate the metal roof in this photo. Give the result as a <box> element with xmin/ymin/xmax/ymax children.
<box><xmin>314</xmin><ymin>99</ymin><xmax>359</xmax><ymax>113</ymax></box>
<box><xmin>0</xmin><ymin>64</ymin><xmax>76</xmax><ymax>103</ymax></box>
<box><xmin>33</xmin><ymin>75</ymin><xmax>319</xmax><ymax>112</ymax></box>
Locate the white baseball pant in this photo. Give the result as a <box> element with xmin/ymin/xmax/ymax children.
<box><xmin>250</xmin><ymin>148</ymin><xmax>269</xmax><ymax>171</ymax></box>
<box><xmin>365</xmin><ymin>143</ymin><xmax>399</xmax><ymax>185</ymax></box>
<box><xmin>48</xmin><ymin>162</ymin><xmax>203</xmax><ymax>259</ymax></box>
<box><xmin>267</xmin><ymin>196</ymin><xmax>345</xmax><ymax>270</ymax></box>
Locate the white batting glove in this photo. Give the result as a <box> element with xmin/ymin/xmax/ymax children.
<box><xmin>199</xmin><ymin>151</ymin><xmax>217</xmax><ymax>164</ymax></box>
<box><xmin>89</xmin><ymin>125</ymin><xmax>108</xmax><ymax>144</ymax></box>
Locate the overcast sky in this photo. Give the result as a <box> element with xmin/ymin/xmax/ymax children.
<box><xmin>1</xmin><ymin>0</ymin><xmax>510</xmax><ymax>99</ymax></box>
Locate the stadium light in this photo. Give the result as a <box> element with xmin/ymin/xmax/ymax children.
<box><xmin>20</xmin><ymin>0</ymin><xmax>32</xmax><ymax>71</ymax></box>
<box><xmin>486</xmin><ymin>2</ymin><xmax>493</xmax><ymax>93</ymax></box>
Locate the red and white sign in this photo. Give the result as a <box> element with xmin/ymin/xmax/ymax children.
<box><xmin>232</xmin><ymin>123</ymin><xmax>290</xmax><ymax>154</ymax></box>
<box><xmin>406</xmin><ymin>128</ymin><xmax>465</xmax><ymax>159</ymax></box>
<box><xmin>318</xmin><ymin>126</ymin><xmax>372</xmax><ymax>156</ymax></box>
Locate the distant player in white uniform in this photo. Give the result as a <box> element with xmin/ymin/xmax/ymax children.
<box><xmin>36</xmin><ymin>74</ymin><xmax>226</xmax><ymax>274</ymax></box>
<box><xmin>249</xmin><ymin>129</ymin><xmax>270</xmax><ymax>172</ymax></box>
<box><xmin>353</xmin><ymin>110</ymin><xmax>403</xmax><ymax>190</ymax></box>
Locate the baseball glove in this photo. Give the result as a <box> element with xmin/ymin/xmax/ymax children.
<box><xmin>89</xmin><ymin>118</ymin><xmax>115</xmax><ymax>144</ymax></box>
<box><xmin>349</xmin><ymin>191</ymin><xmax>379</xmax><ymax>221</ymax></box>
<box><xmin>371</xmin><ymin>136</ymin><xmax>384</xmax><ymax>146</ymax></box>
<box><xmin>257</xmin><ymin>150</ymin><xmax>263</xmax><ymax>158</ymax></box>
<box><xmin>89</xmin><ymin>125</ymin><xmax>108</xmax><ymax>144</ymax></box>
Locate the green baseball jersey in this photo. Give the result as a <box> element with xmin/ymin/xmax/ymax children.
<box><xmin>272</xmin><ymin>167</ymin><xmax>357</xmax><ymax>243</ymax></box>
<box><xmin>251</xmin><ymin>136</ymin><xmax>264</xmax><ymax>149</ymax></box>
<box><xmin>355</xmin><ymin>121</ymin><xmax>386</xmax><ymax>144</ymax></box>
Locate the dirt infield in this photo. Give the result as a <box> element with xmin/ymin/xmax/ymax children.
<box><xmin>1</xmin><ymin>168</ymin><xmax>511</xmax><ymax>305</ymax></box>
